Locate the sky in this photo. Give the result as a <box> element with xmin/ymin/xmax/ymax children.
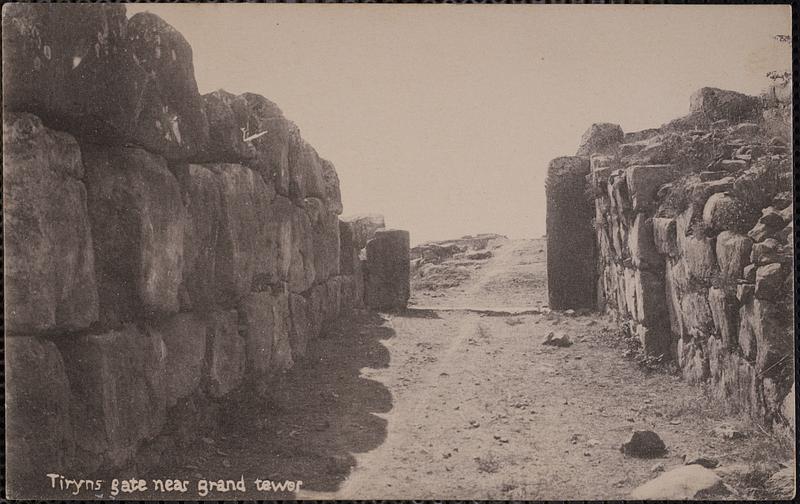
<box><xmin>128</xmin><ymin>4</ymin><xmax>791</xmax><ymax>245</ymax></box>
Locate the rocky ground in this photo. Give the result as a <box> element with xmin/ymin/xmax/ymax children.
<box><xmin>125</xmin><ymin>237</ymin><xmax>792</xmax><ymax>500</ymax></box>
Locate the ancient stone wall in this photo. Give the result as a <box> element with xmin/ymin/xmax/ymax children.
<box><xmin>2</xmin><ymin>4</ymin><xmax>405</xmax><ymax>493</ymax></box>
<box><xmin>548</xmin><ymin>87</ymin><xmax>794</xmax><ymax>427</ymax></box>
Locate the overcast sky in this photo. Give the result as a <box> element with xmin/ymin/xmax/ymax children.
<box><xmin>129</xmin><ymin>4</ymin><xmax>790</xmax><ymax>245</ymax></box>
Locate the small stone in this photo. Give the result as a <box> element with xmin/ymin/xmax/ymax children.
<box><xmin>621</xmin><ymin>430</ymin><xmax>667</xmax><ymax>458</ymax></box>
<box><xmin>710</xmin><ymin>424</ymin><xmax>746</xmax><ymax>440</ymax></box>
<box><xmin>542</xmin><ymin>331</ymin><xmax>572</xmax><ymax>347</ymax></box>
<box><xmin>651</xmin><ymin>462</ymin><xmax>666</xmax><ymax>473</ymax></box>
<box><xmin>684</xmin><ymin>453</ymin><xmax>719</xmax><ymax>468</ymax></box>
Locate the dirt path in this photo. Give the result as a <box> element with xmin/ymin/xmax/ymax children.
<box><xmin>142</xmin><ymin>238</ymin><xmax>788</xmax><ymax>500</ymax></box>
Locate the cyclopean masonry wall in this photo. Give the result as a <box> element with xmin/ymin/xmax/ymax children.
<box><xmin>2</xmin><ymin>4</ymin><xmax>407</xmax><ymax>496</ymax></box>
<box><xmin>546</xmin><ymin>87</ymin><xmax>794</xmax><ymax>427</ymax></box>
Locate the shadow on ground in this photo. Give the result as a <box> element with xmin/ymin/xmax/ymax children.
<box><xmin>128</xmin><ymin>309</ymin><xmax>395</xmax><ymax>500</ymax></box>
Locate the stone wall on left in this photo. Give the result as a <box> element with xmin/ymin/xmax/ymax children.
<box><xmin>2</xmin><ymin>4</ymin><xmax>407</xmax><ymax>497</ymax></box>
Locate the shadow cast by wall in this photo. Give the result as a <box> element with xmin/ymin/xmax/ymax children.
<box><xmin>131</xmin><ymin>309</ymin><xmax>395</xmax><ymax>500</ymax></box>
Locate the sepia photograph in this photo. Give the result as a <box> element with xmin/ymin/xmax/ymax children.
<box><xmin>2</xmin><ymin>2</ymin><xmax>795</xmax><ymax>500</ymax></box>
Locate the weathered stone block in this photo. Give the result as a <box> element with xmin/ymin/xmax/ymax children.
<box><xmin>83</xmin><ymin>145</ymin><xmax>185</xmax><ymax>324</ymax></box>
<box><xmin>321</xmin><ymin>158</ymin><xmax>343</xmax><ymax>215</ymax></box>
<box><xmin>689</xmin><ymin>87</ymin><xmax>762</xmax><ymax>123</ymax></box>
<box><xmin>148</xmin><ymin>313</ymin><xmax>207</xmax><ymax>407</ymax></box>
<box><xmin>5</xmin><ymin>336</ymin><xmax>75</xmax><ymax>495</ymax></box>
<box><xmin>652</xmin><ymin>217</ymin><xmax>678</xmax><ymax>257</ymax></box>
<box><xmin>626</xmin><ymin>164</ymin><xmax>684</xmax><ymax>212</ymax></box>
<box><xmin>708</xmin><ymin>287</ymin><xmax>739</xmax><ymax>350</ymax></box>
<box><xmin>339</xmin><ymin>220</ymin><xmax>360</xmax><ymax>275</ymax></box>
<box><xmin>366</xmin><ymin>229</ymin><xmax>411</xmax><ymax>311</ymax></box>
<box><xmin>179</xmin><ymin>164</ymin><xmax>222</xmax><ymax>311</ymax></box>
<box><xmin>748</xmin><ymin>207</ymin><xmax>786</xmax><ymax>242</ymax></box>
<box><xmin>738</xmin><ymin>298</ymin><xmax>791</xmax><ymax>378</ymax></box>
<box><xmin>680</xmin><ymin>291</ymin><xmax>714</xmax><ymax>338</ymax></box>
<box><xmin>223</xmin><ymin>93</ymin><xmax>292</xmax><ymax>196</ymax></box>
<box><xmin>198</xmin><ymin>89</ymin><xmax>256</xmax><ymax>163</ymax></box>
<box><xmin>715</xmin><ymin>231</ymin><xmax>753</xmax><ymax>283</ymax></box>
<box><xmin>325</xmin><ymin>276</ymin><xmax>343</xmax><ymax>322</ymax></box>
<box><xmin>343</xmin><ymin>213</ymin><xmax>386</xmax><ymax>250</ymax></box>
<box><xmin>3</xmin><ymin>6</ymin><xmax>210</xmax><ymax>159</ymax></box>
<box><xmin>702</xmin><ymin>192</ymin><xmax>756</xmax><ymax>234</ymax></box>
<box><xmin>289</xmin><ymin>138</ymin><xmax>326</xmax><ymax>202</ymax></box>
<box><xmin>622</xmin><ymin>267</ymin><xmax>638</xmax><ymax>318</ymax></box>
<box><xmin>206</xmin><ymin>310</ymin><xmax>245</xmax><ymax>398</ymax></box>
<box><xmin>259</xmin><ymin>195</ymin><xmax>294</xmax><ymax>286</ymax></box>
<box><xmin>665</xmin><ymin>260</ymin><xmax>685</xmax><ymax>337</ymax></box>
<box><xmin>3</xmin><ymin>113</ymin><xmax>99</xmax><ymax>333</ymax></box>
<box><xmin>750</xmin><ymin>238</ymin><xmax>781</xmax><ymax>265</ymax></box>
<box><xmin>629</xmin><ymin>215</ymin><xmax>662</xmax><ymax>270</ymax></box>
<box><xmin>545</xmin><ymin>156</ymin><xmax>596</xmax><ymax>310</ymax></box>
<box><xmin>576</xmin><ymin>123</ymin><xmax>623</xmax><ymax>157</ymax></box>
<box><xmin>755</xmin><ymin>263</ymin><xmax>785</xmax><ymax>300</ymax></box>
<box><xmin>209</xmin><ymin>163</ymin><xmax>273</xmax><ymax>305</ymax></box>
<box><xmin>677</xmin><ymin>336</ymin><xmax>709</xmax><ymax>384</ymax></box>
<box><xmin>288</xmin><ymin>293</ymin><xmax>312</xmax><ymax>361</ymax></box>
<box><xmin>305</xmin><ymin>197</ymin><xmax>341</xmax><ymax>285</ymax></box>
<box><xmin>240</xmin><ymin>289</ymin><xmax>293</xmax><ymax>378</ymax></box>
<box><xmin>57</xmin><ymin>325</ymin><xmax>167</xmax><ymax>468</ymax></box>
<box><xmin>676</xmin><ymin>209</ymin><xmax>717</xmax><ymax>284</ymax></box>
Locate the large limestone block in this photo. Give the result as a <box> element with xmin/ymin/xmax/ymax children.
<box><xmin>3</xmin><ymin>113</ymin><xmax>99</xmax><ymax>333</ymax></box>
<box><xmin>365</xmin><ymin>229</ymin><xmax>411</xmax><ymax>310</ymax></box>
<box><xmin>680</xmin><ymin>291</ymin><xmax>715</xmax><ymax>338</ymax></box>
<box><xmin>83</xmin><ymin>145</ymin><xmax>185</xmax><ymax>324</ymax></box>
<box><xmin>652</xmin><ymin>217</ymin><xmax>678</xmax><ymax>257</ymax></box>
<box><xmin>629</xmin><ymin>215</ymin><xmax>662</xmax><ymax>270</ymax></box>
<box><xmin>339</xmin><ymin>219</ymin><xmax>360</xmax><ymax>275</ymax></box>
<box><xmin>240</xmin><ymin>289</ymin><xmax>294</xmax><ymax>378</ymax></box>
<box><xmin>626</xmin><ymin>164</ymin><xmax>684</xmax><ymax>212</ymax></box>
<box><xmin>289</xmin><ymin>202</ymin><xmax>317</xmax><ymax>293</ymax></box>
<box><xmin>198</xmin><ymin>89</ymin><xmax>257</xmax><ymax>163</ymax></box>
<box><xmin>209</xmin><ymin>163</ymin><xmax>274</xmax><ymax>305</ymax></box>
<box><xmin>664</xmin><ymin>260</ymin><xmax>686</xmax><ymax>337</ymax></box>
<box><xmin>339</xmin><ymin>275</ymin><xmax>359</xmax><ymax>312</ymax></box>
<box><xmin>57</xmin><ymin>325</ymin><xmax>167</xmax><ymax>469</ymax></box>
<box><xmin>576</xmin><ymin>123</ymin><xmax>623</xmax><ymax>157</ymax></box>
<box><xmin>690</xmin><ymin>87</ymin><xmax>762</xmax><ymax>123</ymax></box>
<box><xmin>3</xmin><ymin>5</ymin><xmax>209</xmax><ymax>159</ymax></box>
<box><xmin>147</xmin><ymin>313</ymin><xmax>207</xmax><ymax>408</ymax></box>
<box><xmin>343</xmin><ymin>213</ymin><xmax>386</xmax><ymax>250</ymax></box>
<box><xmin>633</xmin><ymin>270</ymin><xmax>671</xmax><ymax>355</ymax></box>
<box><xmin>179</xmin><ymin>164</ymin><xmax>222</xmax><ymax>311</ymax></box>
<box><xmin>325</xmin><ymin>276</ymin><xmax>343</xmax><ymax>322</ymax></box>
<box><xmin>754</xmin><ymin>263</ymin><xmax>785</xmax><ymax>300</ymax></box>
<box><xmin>708</xmin><ymin>287</ymin><xmax>739</xmax><ymax>350</ymax></box>
<box><xmin>738</xmin><ymin>298</ymin><xmax>791</xmax><ymax>377</ymax></box>
<box><xmin>290</xmin><ymin>139</ymin><xmax>326</xmax><ymax>201</ymax></box>
<box><xmin>206</xmin><ymin>310</ymin><xmax>246</xmax><ymax>398</ymax></box>
<box><xmin>677</xmin><ymin>336</ymin><xmax>710</xmax><ymax>384</ymax></box>
<box><xmin>240</xmin><ymin>93</ymin><xmax>295</xmax><ymax>196</ymax></box>
<box><xmin>288</xmin><ymin>293</ymin><xmax>312</xmax><ymax>361</ymax></box>
<box><xmin>125</xmin><ymin>12</ymin><xmax>210</xmax><ymax>159</ymax></box>
<box><xmin>545</xmin><ymin>156</ymin><xmax>596</xmax><ymax>310</ymax></box>
<box><xmin>676</xmin><ymin>209</ymin><xmax>717</xmax><ymax>284</ymax></box>
<box><xmin>715</xmin><ymin>231</ymin><xmax>753</xmax><ymax>283</ymax></box>
<box><xmin>703</xmin><ymin>192</ymin><xmax>758</xmax><ymax>234</ymax></box>
<box><xmin>305</xmin><ymin>197</ymin><xmax>341</xmax><ymax>285</ymax></box>
<box><xmin>5</xmin><ymin>336</ymin><xmax>75</xmax><ymax>496</ymax></box>
<box><xmin>321</xmin><ymin>158</ymin><xmax>343</xmax><ymax>215</ymax></box>
<box><xmin>260</xmin><ymin>195</ymin><xmax>295</xmax><ymax>286</ymax></box>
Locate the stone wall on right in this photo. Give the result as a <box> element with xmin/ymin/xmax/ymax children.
<box><xmin>570</xmin><ymin>87</ymin><xmax>793</xmax><ymax>427</ymax></box>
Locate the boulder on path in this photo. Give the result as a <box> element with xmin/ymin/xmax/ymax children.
<box><xmin>621</xmin><ymin>430</ymin><xmax>667</xmax><ymax>458</ymax></box>
<box><xmin>3</xmin><ymin>112</ymin><xmax>99</xmax><ymax>333</ymax></box>
<box><xmin>630</xmin><ymin>465</ymin><xmax>731</xmax><ymax>500</ymax></box>
<box><xmin>82</xmin><ymin>144</ymin><xmax>185</xmax><ymax>325</ymax></box>
<box><xmin>365</xmin><ymin>229</ymin><xmax>411</xmax><ymax>310</ymax></box>
<box><xmin>683</xmin><ymin>453</ymin><xmax>719</xmax><ymax>469</ymax></box>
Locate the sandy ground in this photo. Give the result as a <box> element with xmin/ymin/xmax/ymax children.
<box><xmin>126</xmin><ymin>237</ymin><xmax>789</xmax><ymax>500</ymax></box>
